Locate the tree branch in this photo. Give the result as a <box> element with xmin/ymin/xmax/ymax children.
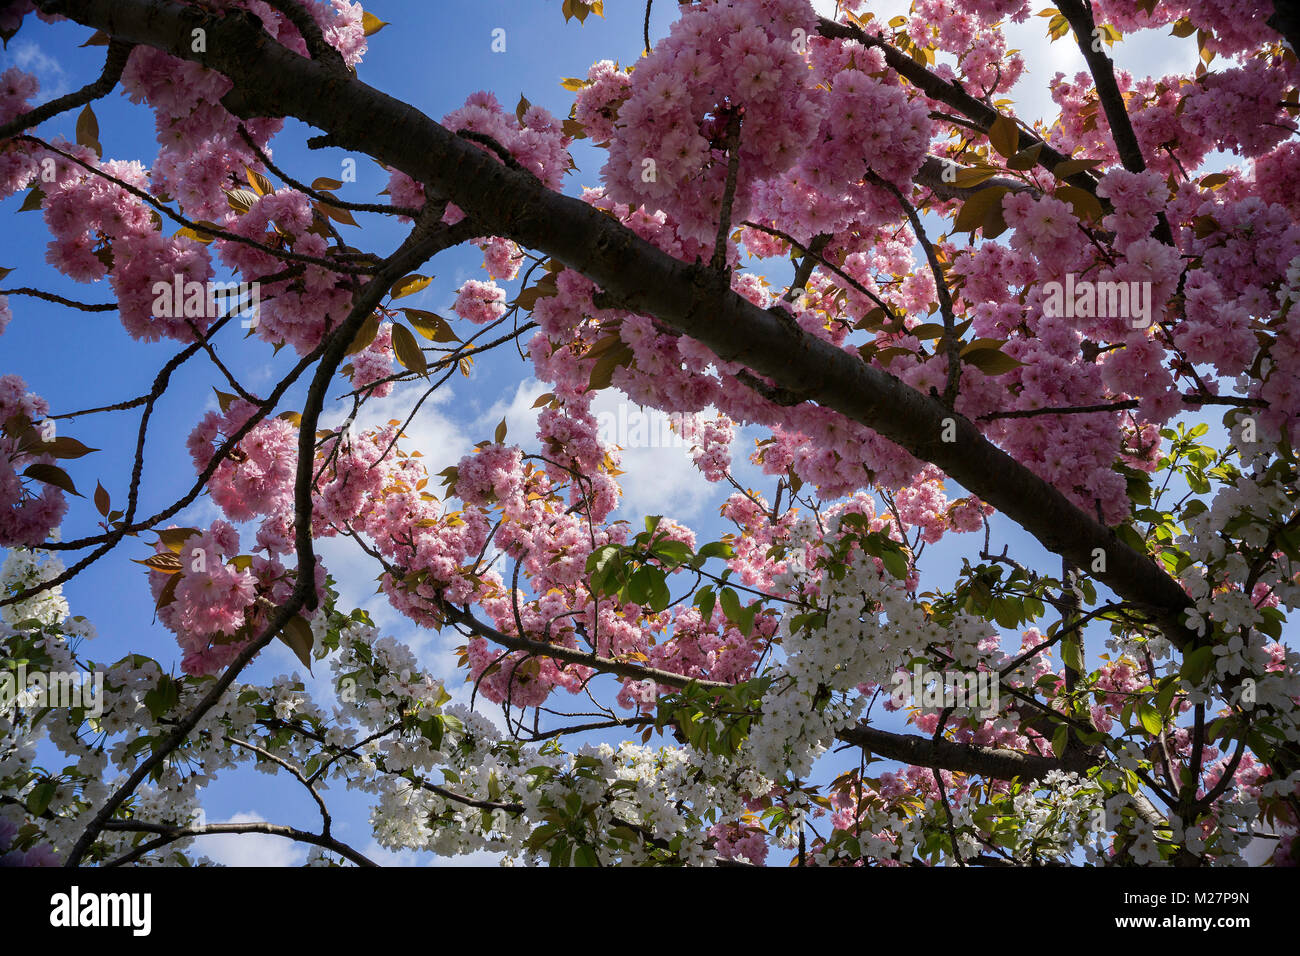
<box><xmin>1055</xmin><ymin>0</ymin><xmax>1174</xmax><ymax>246</ymax></box>
<box><xmin>38</xmin><ymin>0</ymin><xmax>1203</xmax><ymax>708</ymax></box>
<box><xmin>61</xmin><ymin>211</ymin><xmax>444</xmax><ymax>866</ymax></box>
<box><xmin>837</xmin><ymin>722</ymin><xmax>1098</xmax><ymax>780</ymax></box>
<box><xmin>0</xmin><ymin>39</ymin><xmax>132</xmax><ymax>142</ymax></box>
<box><xmin>814</xmin><ymin>16</ymin><xmax>1101</xmax><ymax>195</ymax></box>
<box><xmin>101</xmin><ymin>820</ymin><xmax>377</xmax><ymax>867</ymax></box>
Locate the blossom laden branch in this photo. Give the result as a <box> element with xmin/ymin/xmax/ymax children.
<box><xmin>61</xmin><ymin>210</ymin><xmax>447</xmax><ymax>866</ymax></box>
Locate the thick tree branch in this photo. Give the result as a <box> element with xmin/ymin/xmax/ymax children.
<box><xmin>839</xmin><ymin>722</ymin><xmax>1097</xmax><ymax>780</ymax></box>
<box><xmin>981</xmin><ymin>394</ymin><xmax>1265</xmax><ymax>421</ymax></box>
<box><xmin>711</xmin><ymin>108</ymin><xmax>742</xmax><ymax>272</ymax></box>
<box><xmin>42</xmin><ymin>0</ymin><xmax>1203</xmax><ymax>663</ymax></box>
<box><xmin>260</xmin><ymin>0</ymin><xmax>347</xmax><ymax>73</ymax></box>
<box><xmin>913</xmin><ymin>155</ymin><xmax>1036</xmax><ymax>201</ymax></box>
<box><xmin>101</xmin><ymin>820</ymin><xmax>377</xmax><ymax>867</ymax></box>
<box><xmin>1056</xmin><ymin>0</ymin><xmax>1148</xmax><ymax>175</ymax></box>
<box><xmin>1269</xmin><ymin>0</ymin><xmax>1300</xmax><ymax>53</ymax></box>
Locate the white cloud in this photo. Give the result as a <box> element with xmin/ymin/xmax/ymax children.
<box><xmin>812</xmin><ymin>0</ymin><xmax>909</xmax><ymax>20</ymax></box>
<box><xmin>1242</xmin><ymin>835</ymin><xmax>1279</xmax><ymax>866</ymax></box>
<box><xmin>811</xmin><ymin>1</ymin><xmax>1196</xmax><ymax>129</ymax></box>
<box><xmin>193</xmin><ymin>811</ymin><xmax>308</xmax><ymax>867</ymax></box>
<box><xmin>175</xmin><ymin>495</ymin><xmax>226</xmax><ymax>532</ymax></box>
<box><xmin>474</xmin><ymin>378</ymin><xmax>728</xmax><ymax>522</ymax></box>
<box><xmin>357</xmin><ymin>839</ymin><xmax>506</xmax><ymax>866</ymax></box>
<box><xmin>476</xmin><ymin>377</ymin><xmax>550</xmax><ymax>448</ymax></box>
<box><xmin>4</xmin><ymin>41</ymin><xmax>70</xmax><ymax>101</ymax></box>
<box><xmin>590</xmin><ymin>391</ymin><xmax>723</xmax><ymax>523</ymax></box>
<box><xmin>353</xmin><ymin>837</ymin><xmax>504</xmax><ymax>868</ymax></box>
<box><xmin>323</xmin><ymin>378</ymin><xmax>467</xmax><ymax>467</ymax></box>
<box><xmin>1004</xmin><ymin>18</ymin><xmax>1087</xmax><ymax>125</ymax></box>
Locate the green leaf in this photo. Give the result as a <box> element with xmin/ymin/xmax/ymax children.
<box><xmin>587</xmin><ymin>342</ymin><xmax>633</xmax><ymax>392</ymax></box>
<box><xmin>953</xmin><ymin>184</ymin><xmax>1010</xmax><ymax>234</ymax></box>
<box><xmin>1051</xmin><ymin>157</ymin><xmax>1103</xmax><ymax>179</ymax></box>
<box><xmin>1137</xmin><ymin>702</ymin><xmax>1163</xmax><ymax>737</ymax></box>
<box><xmin>26</xmin><ymin>780</ymin><xmax>56</xmax><ymax>817</ymax></box>
<box><xmin>693</xmin><ymin>540</ymin><xmax>735</xmax><ymax>565</ymax></box>
<box><xmin>93</xmin><ymin>481</ymin><xmax>111</xmax><ymax>517</ymax></box>
<box><xmin>908</xmin><ymin>322</ymin><xmax>947</xmax><ymax>340</ymax></box>
<box><xmin>719</xmin><ymin>587</ymin><xmax>742</xmax><ymax>624</ymax></box>
<box><xmin>156</xmin><ymin>527</ymin><xmax>201</xmax><ymax>552</ymax></box>
<box><xmin>695</xmin><ymin>585</ymin><xmax>716</xmax><ymax>622</ymax></box>
<box><xmin>1061</xmin><ymin>637</ymin><xmax>1085</xmax><ymax>675</ymax></box>
<box><xmin>419</xmin><ymin>715</ymin><xmax>444</xmax><ymax>751</ymax></box>
<box><xmin>628</xmin><ymin>565</ymin><xmax>669</xmax><ymax>611</ymax></box>
<box><xmin>992</xmin><ymin>596</ymin><xmax>1021</xmax><ymax>629</ymax></box>
<box><xmin>344</xmin><ymin>313</ymin><xmax>380</xmax><ymax>355</ymax></box>
<box><xmin>28</xmin><ymin>435</ymin><xmax>99</xmax><ymax>459</ymax></box>
<box><xmin>1006</xmin><ymin>143</ymin><xmax>1043</xmax><ymax>171</ymax></box>
<box><xmin>18</xmin><ymin>184</ymin><xmax>44</xmax><ymax>212</ymax></box>
<box><xmin>315</xmin><ymin>198</ymin><xmax>358</xmax><ymax>227</ymax></box>
<box><xmin>1055</xmin><ymin>184</ymin><xmax>1105</xmax><ymax>223</ymax></box>
<box><xmin>879</xmin><ymin>546</ymin><xmax>909</xmax><ymax>580</ymax></box>
<box><xmin>1154</xmin><ymin>678</ymin><xmax>1177</xmax><ymax>718</ymax></box>
<box><xmin>143</xmin><ymin>675</ymin><xmax>180</xmax><ymax>720</ymax></box>
<box><xmin>1180</xmin><ymin>645</ymin><xmax>1215</xmax><ymax>685</ymax></box>
<box><xmin>962</xmin><ymin>346</ymin><xmax>1024</xmax><ymax>376</ymax></box>
<box><xmin>651</xmin><ymin>539</ymin><xmax>694</xmax><ymax>567</ymax></box>
<box><xmin>226</xmin><ymin>187</ymin><xmax>259</xmax><ymax>214</ymax></box>
<box><xmin>586</xmin><ymin>544</ymin><xmax>621</xmax><ymax>595</ymax></box>
<box><xmin>1050</xmin><ymin>724</ymin><xmax>1069</xmax><ymax>758</ymax></box>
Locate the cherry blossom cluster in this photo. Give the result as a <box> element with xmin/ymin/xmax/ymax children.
<box><xmin>0</xmin><ymin>376</ymin><xmax>65</xmax><ymax>548</ymax></box>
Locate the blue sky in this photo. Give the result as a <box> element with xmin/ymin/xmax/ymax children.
<box><xmin>0</xmin><ymin>1</ymin><xmax>1274</xmax><ymax>865</ymax></box>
